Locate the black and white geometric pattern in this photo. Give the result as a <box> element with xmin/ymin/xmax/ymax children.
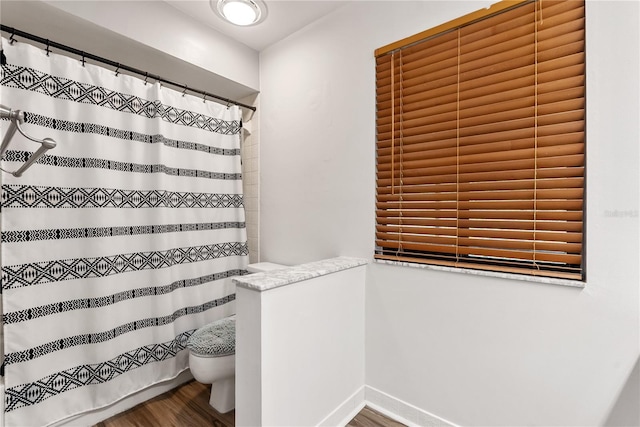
<box><xmin>1</xmin><ymin>40</ymin><xmax>248</xmax><ymax>424</ymax></box>
<box><xmin>1</xmin><ymin>222</ymin><xmax>245</xmax><ymax>243</ymax></box>
<box><xmin>1</xmin><ymin>65</ymin><xmax>241</xmax><ymax>134</ymax></box>
<box><xmin>2</xmin><ymin>242</ymin><xmax>249</xmax><ymax>289</ymax></box>
<box><xmin>2</xmin><ymin>270</ymin><xmax>245</xmax><ymax>324</ymax></box>
<box><xmin>19</xmin><ymin>112</ymin><xmax>241</xmax><ymax>156</ymax></box>
<box><xmin>2</xmin><ymin>185</ymin><xmax>244</xmax><ymax>209</ymax></box>
<box><xmin>2</xmin><ymin>150</ymin><xmax>242</xmax><ymax>180</ymax></box>
<box><xmin>4</xmin><ymin>295</ymin><xmax>236</xmax><ymax>365</ymax></box>
<box><xmin>4</xmin><ymin>330</ymin><xmax>197</xmax><ymax>412</ymax></box>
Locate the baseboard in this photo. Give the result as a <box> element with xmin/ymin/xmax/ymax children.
<box><xmin>365</xmin><ymin>385</ymin><xmax>458</xmax><ymax>427</ymax></box>
<box><xmin>50</xmin><ymin>369</ymin><xmax>194</xmax><ymax>427</ymax></box>
<box><xmin>36</xmin><ymin>375</ymin><xmax>455</xmax><ymax>427</ymax></box>
<box><xmin>318</xmin><ymin>386</ymin><xmax>366</xmax><ymax>427</ymax></box>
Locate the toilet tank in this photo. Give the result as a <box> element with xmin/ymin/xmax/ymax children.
<box><xmin>246</xmin><ymin>262</ymin><xmax>287</xmax><ymax>273</ymax></box>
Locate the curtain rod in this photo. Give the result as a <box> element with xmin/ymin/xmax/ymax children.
<box><xmin>0</xmin><ymin>25</ymin><xmax>257</xmax><ymax>112</ymax></box>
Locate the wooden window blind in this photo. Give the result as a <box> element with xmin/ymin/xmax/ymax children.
<box><xmin>375</xmin><ymin>0</ymin><xmax>585</xmax><ymax>281</ymax></box>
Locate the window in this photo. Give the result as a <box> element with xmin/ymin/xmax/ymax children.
<box><xmin>375</xmin><ymin>0</ymin><xmax>585</xmax><ymax>280</ymax></box>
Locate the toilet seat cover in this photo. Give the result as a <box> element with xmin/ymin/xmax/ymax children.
<box><xmin>187</xmin><ymin>316</ymin><xmax>235</xmax><ymax>357</ymax></box>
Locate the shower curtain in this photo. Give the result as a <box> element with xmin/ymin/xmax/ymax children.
<box><xmin>0</xmin><ymin>38</ymin><xmax>248</xmax><ymax>426</ymax></box>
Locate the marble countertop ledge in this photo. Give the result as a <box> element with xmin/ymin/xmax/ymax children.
<box><xmin>233</xmin><ymin>256</ymin><xmax>369</xmax><ymax>292</ymax></box>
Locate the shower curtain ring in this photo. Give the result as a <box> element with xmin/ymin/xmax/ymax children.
<box><xmin>202</xmin><ymin>94</ymin><xmax>207</xmax><ymax>103</ymax></box>
<box><xmin>45</xmin><ymin>40</ymin><xmax>51</xmax><ymax>56</ymax></box>
<box><xmin>81</xmin><ymin>52</ymin><xmax>85</xmax><ymax>67</ymax></box>
<box><xmin>9</xmin><ymin>30</ymin><xmax>16</xmax><ymax>45</ymax></box>
<box><xmin>115</xmin><ymin>64</ymin><xmax>120</xmax><ymax>77</ymax></box>
<box><xmin>182</xmin><ymin>86</ymin><xmax>188</xmax><ymax>97</ymax></box>
<box><xmin>144</xmin><ymin>73</ymin><xmax>149</xmax><ymax>85</ymax></box>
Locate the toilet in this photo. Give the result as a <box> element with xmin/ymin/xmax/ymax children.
<box><xmin>187</xmin><ymin>262</ymin><xmax>286</xmax><ymax>413</ymax></box>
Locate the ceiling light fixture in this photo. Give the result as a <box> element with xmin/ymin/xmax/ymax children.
<box><xmin>212</xmin><ymin>0</ymin><xmax>267</xmax><ymax>26</ymax></box>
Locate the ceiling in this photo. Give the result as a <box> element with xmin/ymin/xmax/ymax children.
<box><xmin>164</xmin><ymin>0</ymin><xmax>348</xmax><ymax>51</ymax></box>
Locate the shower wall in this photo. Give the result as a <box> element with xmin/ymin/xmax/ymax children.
<box><xmin>240</xmin><ymin>94</ymin><xmax>261</xmax><ymax>263</ymax></box>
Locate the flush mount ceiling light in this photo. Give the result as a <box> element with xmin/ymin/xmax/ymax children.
<box><xmin>212</xmin><ymin>0</ymin><xmax>267</xmax><ymax>26</ymax></box>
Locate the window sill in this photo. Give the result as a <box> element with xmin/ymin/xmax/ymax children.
<box><xmin>373</xmin><ymin>258</ymin><xmax>585</xmax><ymax>289</ymax></box>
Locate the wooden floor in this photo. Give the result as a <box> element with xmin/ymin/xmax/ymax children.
<box><xmin>345</xmin><ymin>406</ymin><xmax>406</xmax><ymax>427</ymax></box>
<box><xmin>95</xmin><ymin>380</ymin><xmax>405</xmax><ymax>427</ymax></box>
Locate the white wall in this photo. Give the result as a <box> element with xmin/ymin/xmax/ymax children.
<box><xmin>236</xmin><ymin>265</ymin><xmax>366</xmax><ymax>427</ymax></box>
<box><xmin>605</xmin><ymin>357</ymin><xmax>640</xmax><ymax>426</ymax></box>
<box><xmin>43</xmin><ymin>0</ymin><xmax>260</xmax><ymax>92</ymax></box>
<box><xmin>259</xmin><ymin>1</ymin><xmax>639</xmax><ymax>426</ymax></box>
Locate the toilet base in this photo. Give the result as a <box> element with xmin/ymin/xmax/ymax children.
<box><xmin>209</xmin><ymin>377</ymin><xmax>235</xmax><ymax>413</ymax></box>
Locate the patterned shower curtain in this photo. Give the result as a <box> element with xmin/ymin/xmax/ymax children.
<box><xmin>0</xmin><ymin>38</ymin><xmax>248</xmax><ymax>426</ymax></box>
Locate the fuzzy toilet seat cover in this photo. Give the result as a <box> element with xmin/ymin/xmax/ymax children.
<box><xmin>187</xmin><ymin>316</ymin><xmax>235</xmax><ymax>357</ymax></box>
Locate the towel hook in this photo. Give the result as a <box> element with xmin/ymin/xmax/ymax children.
<box><xmin>0</xmin><ymin>105</ymin><xmax>57</xmax><ymax>177</ymax></box>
